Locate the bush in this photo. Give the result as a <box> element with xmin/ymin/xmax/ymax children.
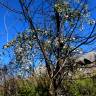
<box><xmin>17</xmin><ymin>76</ymin><xmax>50</xmax><ymax>96</ymax></box>
<box><xmin>1</xmin><ymin>75</ymin><xmax>96</xmax><ymax>96</ymax></box>
<box><xmin>64</xmin><ymin>77</ymin><xmax>96</xmax><ymax>96</ymax></box>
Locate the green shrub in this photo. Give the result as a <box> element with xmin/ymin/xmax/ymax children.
<box><xmin>64</xmin><ymin>77</ymin><xmax>96</xmax><ymax>96</ymax></box>
<box><xmin>17</xmin><ymin>77</ymin><xmax>50</xmax><ymax>96</ymax></box>
<box><xmin>2</xmin><ymin>76</ymin><xmax>96</xmax><ymax>96</ymax></box>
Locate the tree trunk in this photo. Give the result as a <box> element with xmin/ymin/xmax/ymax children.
<box><xmin>49</xmin><ymin>81</ymin><xmax>57</xmax><ymax>96</ymax></box>
<box><xmin>49</xmin><ymin>78</ymin><xmax>65</xmax><ymax>96</ymax></box>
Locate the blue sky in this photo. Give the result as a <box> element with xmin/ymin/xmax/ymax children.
<box><xmin>0</xmin><ymin>0</ymin><xmax>95</xmax><ymax>47</ymax></box>
<box><xmin>0</xmin><ymin>0</ymin><xmax>27</xmax><ymax>49</ymax></box>
<box><xmin>0</xmin><ymin>0</ymin><xmax>96</xmax><ymax>64</ymax></box>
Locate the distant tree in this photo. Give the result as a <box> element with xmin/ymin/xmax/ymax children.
<box><xmin>1</xmin><ymin>0</ymin><xmax>96</xmax><ymax>95</ymax></box>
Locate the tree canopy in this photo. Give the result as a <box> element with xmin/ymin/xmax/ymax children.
<box><xmin>0</xmin><ymin>0</ymin><xmax>96</xmax><ymax>95</ymax></box>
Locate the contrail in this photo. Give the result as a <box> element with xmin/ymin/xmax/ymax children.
<box><xmin>4</xmin><ymin>11</ymin><xmax>9</xmax><ymax>43</ymax></box>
